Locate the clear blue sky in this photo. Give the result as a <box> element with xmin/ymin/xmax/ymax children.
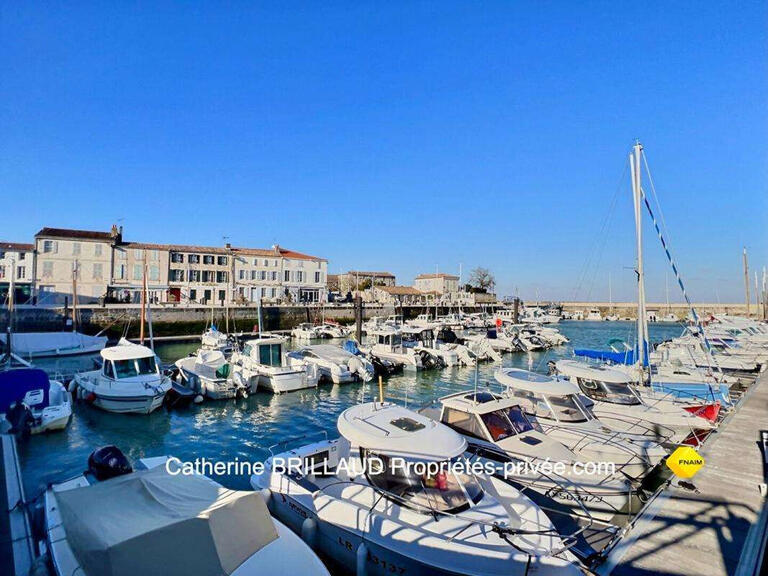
<box><xmin>2</xmin><ymin>3</ymin><xmax>766</xmax><ymax>302</ymax></box>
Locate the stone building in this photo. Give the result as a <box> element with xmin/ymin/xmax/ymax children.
<box><xmin>0</xmin><ymin>242</ymin><xmax>34</xmax><ymax>303</ymax></box>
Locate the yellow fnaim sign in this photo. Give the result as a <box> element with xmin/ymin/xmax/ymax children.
<box><xmin>666</xmin><ymin>446</ymin><xmax>705</xmax><ymax>479</ymax></box>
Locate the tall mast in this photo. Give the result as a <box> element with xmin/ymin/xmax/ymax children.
<box><xmin>608</xmin><ymin>273</ymin><xmax>613</xmax><ymax>313</ymax></box>
<box><xmin>5</xmin><ymin>258</ymin><xmax>15</xmax><ymax>361</ymax></box>
<box><xmin>630</xmin><ymin>141</ymin><xmax>648</xmax><ymax>381</ymax></box>
<box><xmin>743</xmin><ymin>248</ymin><xmax>750</xmax><ymax>318</ymax></box>
<box><xmin>72</xmin><ymin>260</ymin><xmax>79</xmax><ymax>332</ymax></box>
<box><xmin>139</xmin><ymin>252</ymin><xmax>147</xmax><ymax>344</ymax></box>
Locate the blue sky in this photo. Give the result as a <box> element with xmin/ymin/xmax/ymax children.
<box><xmin>2</xmin><ymin>3</ymin><xmax>766</xmax><ymax>302</ymax></box>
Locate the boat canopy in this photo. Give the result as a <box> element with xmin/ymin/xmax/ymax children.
<box><xmin>101</xmin><ymin>340</ymin><xmax>156</xmax><ymax>361</ymax></box>
<box><xmin>494</xmin><ymin>368</ymin><xmax>580</xmax><ymax>396</ymax></box>
<box><xmin>555</xmin><ymin>360</ymin><xmax>633</xmax><ymax>384</ymax></box>
<box><xmin>0</xmin><ymin>368</ymin><xmax>50</xmax><ymax>412</ymax></box>
<box><xmin>573</xmin><ymin>348</ymin><xmax>637</xmax><ymax>365</ymax></box>
<box><xmin>300</xmin><ymin>344</ymin><xmax>354</xmax><ymax>363</ymax></box>
<box><xmin>56</xmin><ymin>466</ymin><xmax>278</xmax><ymax>576</ymax></box>
<box><xmin>338</xmin><ymin>402</ymin><xmax>466</xmax><ymax>461</ymax></box>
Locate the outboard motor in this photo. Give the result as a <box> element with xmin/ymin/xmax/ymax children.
<box><xmin>547</xmin><ymin>360</ymin><xmax>558</xmax><ymax>375</ymax></box>
<box><xmin>5</xmin><ymin>402</ymin><xmax>33</xmax><ymax>438</ymax></box>
<box><xmin>88</xmin><ymin>446</ymin><xmax>133</xmax><ymax>481</ymax></box>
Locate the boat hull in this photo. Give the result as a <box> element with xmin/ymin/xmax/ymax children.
<box><xmin>74</xmin><ymin>385</ymin><xmax>165</xmax><ymax>414</ymax></box>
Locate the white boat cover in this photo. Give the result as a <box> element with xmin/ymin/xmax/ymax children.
<box><xmin>56</xmin><ymin>466</ymin><xmax>278</xmax><ymax>576</ymax></box>
<box><xmin>0</xmin><ymin>331</ymin><xmax>107</xmax><ymax>357</ymax></box>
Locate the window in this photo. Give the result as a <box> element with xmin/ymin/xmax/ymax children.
<box><xmin>170</xmin><ymin>269</ymin><xmax>184</xmax><ymax>282</ymax></box>
<box><xmin>251</xmin><ymin>271</ymin><xmax>257</xmax><ymax>280</ymax></box>
<box><xmin>218</xmin><ymin>289</ymin><xmax>225</xmax><ymax>302</ymax></box>
<box><xmin>171</xmin><ymin>253</ymin><xmax>184</xmax><ymax>263</ymax></box>
<box><xmin>151</xmin><ymin>250</ymin><xmax>159</xmax><ymax>261</ymax></box>
<box><xmin>216</xmin><ymin>271</ymin><xmax>228</xmax><ymax>283</ymax></box>
<box><xmin>134</xmin><ymin>249</ymin><xmax>143</xmax><ymax>259</ymax></box>
<box><xmin>92</xmin><ymin>263</ymin><xmax>103</xmax><ymax>279</ymax></box>
<box><xmin>271</xmin><ymin>271</ymin><xmax>277</xmax><ymax>281</ymax></box>
<box><xmin>260</xmin><ymin>270</ymin><xmax>267</xmax><ymax>281</ymax></box>
<box><xmin>510</xmin><ymin>390</ymin><xmax>553</xmax><ymax>419</ymax></box>
<box><xmin>252</xmin><ymin>258</ymin><xmax>258</xmax><ymax>266</ymax></box>
<box><xmin>295</xmin><ymin>271</ymin><xmax>303</xmax><ymax>283</ymax></box>
<box><xmin>189</xmin><ymin>270</ymin><xmax>200</xmax><ymax>282</ymax></box>
<box><xmin>149</xmin><ymin>265</ymin><xmax>159</xmax><ymax>281</ymax></box>
<box><xmin>42</xmin><ymin>240</ymin><xmax>57</xmax><ymax>254</ymax></box>
<box><xmin>217</xmin><ymin>256</ymin><xmax>228</xmax><ymax>265</ymax></box>
<box><xmin>18</xmin><ymin>252</ymin><xmax>25</xmax><ymax>261</ymax></box>
<box><xmin>202</xmin><ymin>271</ymin><xmax>213</xmax><ymax>282</ymax></box>
<box><xmin>116</xmin><ymin>264</ymin><xmax>126</xmax><ymax>280</ymax></box>
<box><xmin>239</xmin><ymin>270</ymin><xmax>246</xmax><ymax>280</ymax></box>
<box><xmin>94</xmin><ymin>244</ymin><xmax>103</xmax><ymax>257</ymax></box>
<box><xmin>189</xmin><ymin>254</ymin><xmax>200</xmax><ymax>264</ymax></box>
<box><xmin>42</xmin><ymin>261</ymin><xmax>54</xmax><ymax>278</ymax></box>
<box><xmin>113</xmin><ymin>356</ymin><xmax>158</xmax><ymax>378</ymax></box>
<box><xmin>263</xmin><ymin>259</ymin><xmax>269</xmax><ymax>266</ymax></box>
<box><xmin>284</xmin><ymin>270</ymin><xmax>290</xmax><ymax>282</ymax></box>
<box><xmin>0</xmin><ymin>266</ymin><xmax>4</xmax><ymax>279</ymax></box>
<box><xmin>16</xmin><ymin>266</ymin><xmax>25</xmax><ymax>278</ymax></box>
<box><xmin>577</xmin><ymin>379</ymin><xmax>640</xmax><ymax>406</ymax></box>
<box><xmin>72</xmin><ymin>242</ymin><xmax>81</xmax><ymax>255</ymax></box>
<box><xmin>546</xmin><ymin>394</ymin><xmax>590</xmax><ymax>422</ymax></box>
<box><xmin>270</xmin><ymin>288</ymin><xmax>276</xmax><ymax>298</ymax></box>
<box><xmin>362</xmin><ymin>450</ymin><xmax>483</xmax><ymax>514</ymax></box>
<box><xmin>315</xmin><ymin>271</ymin><xmax>321</xmax><ymax>283</ymax></box>
<box><xmin>442</xmin><ymin>408</ymin><xmax>485</xmax><ymax>439</ymax></box>
<box><xmin>203</xmin><ymin>255</ymin><xmax>214</xmax><ymax>265</ymax></box>
<box><xmin>479</xmin><ymin>408</ymin><xmax>538</xmax><ymax>442</ymax></box>
<box><xmin>258</xmin><ymin>343</ymin><xmax>283</xmax><ymax>367</ymax></box>
<box><xmin>189</xmin><ymin>289</ymin><xmax>197</xmax><ymax>301</ymax></box>
<box><xmin>133</xmin><ymin>264</ymin><xmax>143</xmax><ymax>281</ymax></box>
<box><xmin>117</xmin><ymin>249</ymin><xmax>127</xmax><ymax>260</ymax></box>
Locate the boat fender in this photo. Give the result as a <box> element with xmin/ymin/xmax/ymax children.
<box><xmin>301</xmin><ymin>517</ymin><xmax>318</xmax><ymax>547</ymax></box>
<box><xmin>86</xmin><ymin>392</ymin><xmax>96</xmax><ymax>404</ymax></box>
<box><xmin>356</xmin><ymin>542</ymin><xmax>368</xmax><ymax>576</ymax></box>
<box><xmin>194</xmin><ymin>394</ymin><xmax>204</xmax><ymax>404</ymax></box>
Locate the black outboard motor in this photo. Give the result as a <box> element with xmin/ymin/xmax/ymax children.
<box><xmin>437</xmin><ymin>328</ymin><xmax>457</xmax><ymax>344</ymax></box>
<box><xmin>5</xmin><ymin>402</ymin><xmax>33</xmax><ymax>438</ymax></box>
<box><xmin>88</xmin><ymin>446</ymin><xmax>133</xmax><ymax>481</ymax></box>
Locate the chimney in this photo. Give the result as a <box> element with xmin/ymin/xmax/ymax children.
<box><xmin>225</xmin><ymin>242</ymin><xmax>231</xmax><ymax>249</ymax></box>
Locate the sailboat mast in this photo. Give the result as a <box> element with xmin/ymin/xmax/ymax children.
<box><xmin>630</xmin><ymin>141</ymin><xmax>648</xmax><ymax>381</ymax></box>
<box><xmin>72</xmin><ymin>260</ymin><xmax>78</xmax><ymax>332</ymax></box>
<box><xmin>139</xmin><ymin>253</ymin><xmax>147</xmax><ymax>344</ymax></box>
<box><xmin>743</xmin><ymin>248</ymin><xmax>750</xmax><ymax>318</ymax></box>
<box><xmin>5</xmin><ymin>258</ymin><xmax>14</xmax><ymax>360</ymax></box>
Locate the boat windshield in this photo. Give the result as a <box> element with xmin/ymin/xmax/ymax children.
<box><xmin>363</xmin><ymin>451</ymin><xmax>484</xmax><ymax>515</ymax></box>
<box><xmin>113</xmin><ymin>356</ymin><xmax>158</xmax><ymax>379</ymax></box>
<box><xmin>577</xmin><ymin>378</ymin><xmax>641</xmax><ymax>405</ymax></box>
<box><xmin>480</xmin><ymin>405</ymin><xmax>540</xmax><ymax>441</ymax></box>
<box><xmin>546</xmin><ymin>394</ymin><xmax>589</xmax><ymax>422</ymax></box>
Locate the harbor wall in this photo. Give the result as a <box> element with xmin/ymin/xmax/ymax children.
<box><xmin>0</xmin><ymin>303</ymin><xmax>485</xmax><ymax>339</ymax></box>
<box><xmin>560</xmin><ymin>301</ymin><xmax>760</xmax><ymax>319</ymax></box>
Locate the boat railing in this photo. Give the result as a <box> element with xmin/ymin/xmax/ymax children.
<box><xmin>267</xmin><ymin>431</ymin><xmax>329</xmax><ymax>457</ymax></box>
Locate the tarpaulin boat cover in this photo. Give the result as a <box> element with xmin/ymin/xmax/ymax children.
<box><xmin>573</xmin><ymin>348</ymin><xmax>637</xmax><ymax>365</ymax></box>
<box><xmin>0</xmin><ymin>331</ymin><xmax>107</xmax><ymax>356</ymax></box>
<box><xmin>0</xmin><ymin>368</ymin><xmax>50</xmax><ymax>412</ymax></box>
<box><xmin>343</xmin><ymin>340</ymin><xmax>360</xmax><ymax>355</ymax></box>
<box><xmin>56</xmin><ymin>466</ymin><xmax>278</xmax><ymax>576</ymax></box>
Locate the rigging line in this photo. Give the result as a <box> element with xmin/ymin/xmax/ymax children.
<box><xmin>571</xmin><ymin>158</ymin><xmax>629</xmax><ymax>302</ymax></box>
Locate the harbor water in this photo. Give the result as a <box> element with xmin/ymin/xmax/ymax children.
<box><xmin>19</xmin><ymin>321</ymin><xmax>684</xmax><ymax>497</ymax></box>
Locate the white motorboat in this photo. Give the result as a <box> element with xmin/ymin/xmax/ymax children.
<box><xmin>585</xmin><ymin>309</ymin><xmax>602</xmax><ymax>321</ymax></box>
<box><xmin>360</xmin><ymin>327</ymin><xmax>439</xmax><ymax>371</ymax></box>
<box><xmin>422</xmin><ymin>390</ymin><xmax>638</xmax><ymax>521</ymax></box>
<box><xmin>232</xmin><ymin>337</ymin><xmax>319</xmax><ymax>393</ymax></box>
<box><xmin>401</xmin><ymin>325</ymin><xmax>467</xmax><ymax>367</ymax></box>
<box><xmin>288</xmin><ymin>344</ymin><xmax>373</xmax><ymax>384</ymax></box>
<box><xmin>554</xmin><ymin>360</ymin><xmax>718</xmax><ymax>446</ymax></box>
<box><xmin>292</xmin><ymin>323</ymin><xmax>323</xmax><ymax>340</ymax></box>
<box><xmin>200</xmin><ymin>327</ymin><xmax>232</xmax><ymax>354</ymax></box>
<box><xmin>495</xmin><ymin>368</ymin><xmax>669</xmax><ymax>480</ymax></box>
<box><xmin>253</xmin><ymin>402</ymin><xmax>581</xmax><ymax>576</ymax></box>
<box><xmin>0</xmin><ymin>331</ymin><xmax>107</xmax><ymax>358</ymax></box>
<box><xmin>174</xmin><ymin>349</ymin><xmax>248</xmax><ymax>400</ymax></box>
<box><xmin>0</xmin><ymin>368</ymin><xmax>71</xmax><ymax>434</ymax></box>
<box><xmin>315</xmin><ymin>322</ymin><xmax>350</xmax><ymax>339</ymax></box>
<box><xmin>45</xmin><ymin>447</ymin><xmax>331</xmax><ymax>576</ymax></box>
<box><xmin>71</xmin><ymin>339</ymin><xmax>170</xmax><ymax>414</ymax></box>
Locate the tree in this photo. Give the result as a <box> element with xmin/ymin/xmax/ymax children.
<box><xmin>468</xmin><ymin>267</ymin><xmax>495</xmax><ymax>293</ymax></box>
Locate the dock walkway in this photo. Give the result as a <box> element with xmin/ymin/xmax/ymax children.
<box><xmin>0</xmin><ymin>434</ymin><xmax>35</xmax><ymax>576</ymax></box>
<box><xmin>606</xmin><ymin>372</ymin><xmax>768</xmax><ymax>576</ymax></box>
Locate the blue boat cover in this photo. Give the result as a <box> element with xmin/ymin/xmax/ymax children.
<box><xmin>574</xmin><ymin>348</ymin><xmax>637</xmax><ymax>365</ymax></box>
<box><xmin>343</xmin><ymin>340</ymin><xmax>360</xmax><ymax>355</ymax></box>
<box><xmin>0</xmin><ymin>368</ymin><xmax>50</xmax><ymax>412</ymax></box>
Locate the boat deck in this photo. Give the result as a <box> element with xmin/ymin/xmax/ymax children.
<box><xmin>0</xmin><ymin>434</ymin><xmax>35</xmax><ymax>576</ymax></box>
<box><xmin>603</xmin><ymin>371</ymin><xmax>768</xmax><ymax>576</ymax></box>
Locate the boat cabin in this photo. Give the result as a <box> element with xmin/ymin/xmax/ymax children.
<box><xmin>337</xmin><ymin>402</ymin><xmax>484</xmax><ymax>515</ymax></box>
<box><xmin>368</xmin><ymin>328</ymin><xmax>403</xmax><ymax>352</ymax></box>
<box><xmin>99</xmin><ymin>342</ymin><xmax>160</xmax><ymax>381</ymax></box>
<box><xmin>401</xmin><ymin>327</ymin><xmax>435</xmax><ymax>348</ymax></box>
<box><xmin>438</xmin><ymin>391</ymin><xmax>543</xmax><ymax>443</ymax></box>
<box><xmin>495</xmin><ymin>368</ymin><xmax>595</xmax><ymax>424</ymax></box>
<box><xmin>555</xmin><ymin>360</ymin><xmax>642</xmax><ymax>406</ymax></box>
<box><xmin>242</xmin><ymin>338</ymin><xmax>285</xmax><ymax>367</ymax></box>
